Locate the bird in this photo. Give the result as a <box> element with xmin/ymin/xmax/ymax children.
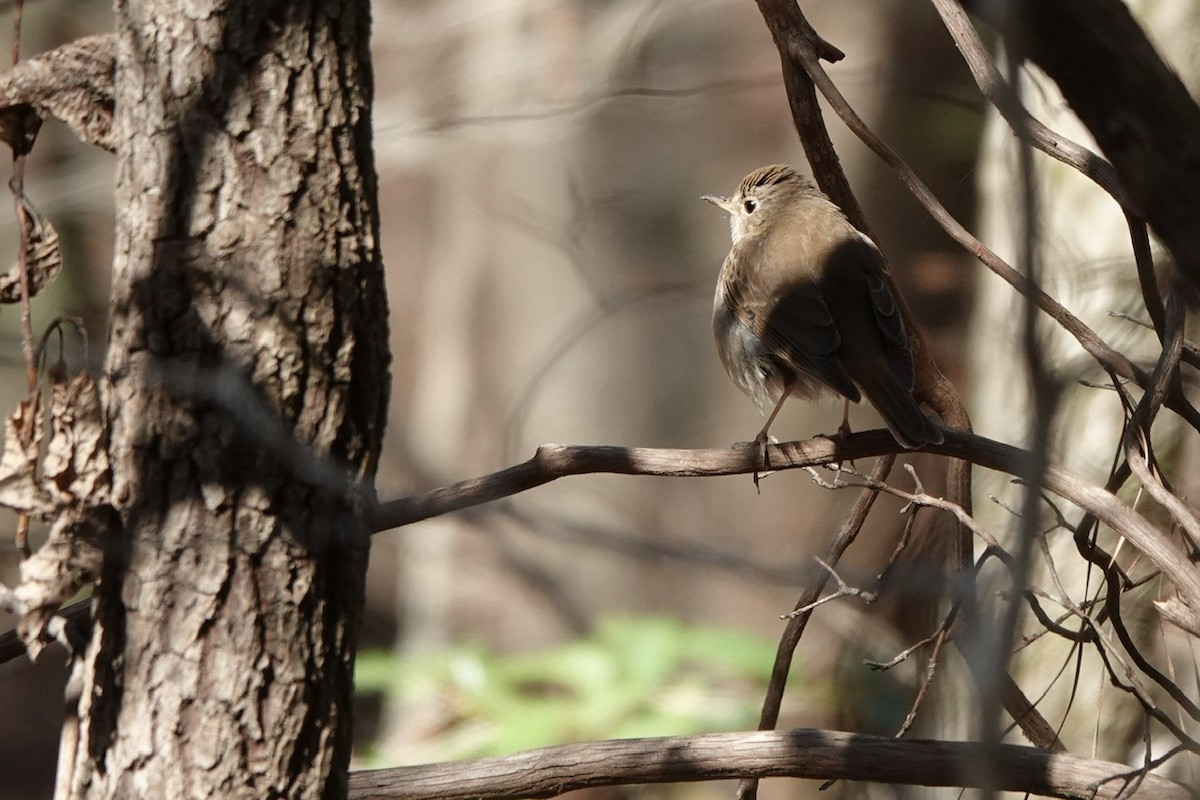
<box><xmin>704</xmin><ymin>164</ymin><xmax>943</xmax><ymax>454</ymax></box>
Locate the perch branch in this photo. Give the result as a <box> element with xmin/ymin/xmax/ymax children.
<box><xmin>9</xmin><ymin>428</ymin><xmax>1198</xmax><ymax>663</ymax></box>
<box><xmin>371</xmin><ymin>428</ymin><xmax>1200</xmax><ymax>636</ymax></box>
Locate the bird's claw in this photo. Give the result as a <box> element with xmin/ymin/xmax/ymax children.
<box><xmin>815</xmin><ymin>426</ymin><xmax>854</xmax><ymax>472</ymax></box>
<box><xmin>751</xmin><ymin>433</ymin><xmax>779</xmax><ymax>491</ymax></box>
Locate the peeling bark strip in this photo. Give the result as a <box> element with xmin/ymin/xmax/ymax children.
<box><xmin>0</xmin><ymin>34</ymin><xmax>115</xmax><ymax>153</ymax></box>
<box><xmin>67</xmin><ymin>3</ymin><xmax>389</xmax><ymax>799</ymax></box>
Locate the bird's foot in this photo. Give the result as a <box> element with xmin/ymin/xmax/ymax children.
<box><xmin>751</xmin><ymin>432</ymin><xmax>779</xmax><ymax>491</ymax></box>
<box><xmin>731</xmin><ymin>435</ymin><xmax>779</xmax><ymax>492</ymax></box>
<box><xmin>816</xmin><ymin>423</ymin><xmax>854</xmax><ymax>472</ymax></box>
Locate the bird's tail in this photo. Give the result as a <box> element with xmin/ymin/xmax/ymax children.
<box><xmin>860</xmin><ymin>375</ymin><xmax>944</xmax><ymax>449</ymax></box>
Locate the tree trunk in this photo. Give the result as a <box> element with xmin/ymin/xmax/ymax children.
<box><xmin>63</xmin><ymin>2</ymin><xmax>389</xmax><ymax>797</ymax></box>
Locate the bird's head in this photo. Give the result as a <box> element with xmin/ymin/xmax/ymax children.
<box><xmin>702</xmin><ymin>164</ymin><xmax>812</xmax><ymax>244</ymax></box>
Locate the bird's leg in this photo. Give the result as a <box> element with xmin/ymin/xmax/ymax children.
<box><xmin>835</xmin><ymin>399</ymin><xmax>855</xmax><ymax>476</ymax></box>
<box><xmin>755</xmin><ymin>389</ymin><xmax>790</xmax><ymax>444</ymax></box>
<box><xmin>814</xmin><ymin>399</ymin><xmax>854</xmax><ymax>478</ymax></box>
<box><xmin>838</xmin><ymin>399</ymin><xmax>852</xmax><ymax>440</ymax></box>
<box><xmin>753</xmin><ymin>386</ymin><xmax>792</xmax><ymax>488</ymax></box>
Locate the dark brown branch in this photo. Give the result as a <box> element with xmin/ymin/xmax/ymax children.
<box><xmin>795</xmin><ymin>7</ymin><xmax>1200</xmax><ymax>432</ymax></box>
<box><xmin>1128</xmin><ymin>213</ymin><xmax>1168</xmax><ymax>342</ymax></box>
<box><xmin>10</xmin><ymin>429</ymin><xmax>1198</xmax><ymax>661</ymax></box>
<box><xmin>755</xmin><ymin>4</ymin><xmax>861</xmax><ymax>225</ymax></box>
<box><xmin>929</xmin><ymin>0</ymin><xmax>1125</xmax><ymax>204</ymax></box>
<box><xmin>346</xmin><ymin>728</ymin><xmax>1193</xmax><ymax>800</ymax></box>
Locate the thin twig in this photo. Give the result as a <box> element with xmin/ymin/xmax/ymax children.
<box><xmin>782</xmin><ymin>556</ymin><xmax>877</xmax><ymax>618</ymax></box>
<box><xmin>803</xmin><ymin>459</ymin><xmax>1001</xmax><ymax>550</ymax></box>
<box><xmin>8</xmin><ymin>0</ymin><xmax>32</xmax><ymax>560</ymax></box>
<box><xmin>894</xmin><ymin>623</ymin><xmax>951</xmax><ymax>738</ymax></box>
<box><xmin>1107</xmin><ymin>311</ymin><xmax>1200</xmax><ymax>365</ymax></box>
<box><xmin>865</xmin><ymin>627</ymin><xmax>944</xmax><ymax>672</ymax></box>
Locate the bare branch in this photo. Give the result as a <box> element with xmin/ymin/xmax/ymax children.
<box><xmin>755</xmin><ymin>0</ymin><xmax>1200</xmax><ymax>432</ymax></box>
<box><xmin>371</xmin><ymin>427</ymin><xmax>1200</xmax><ymax>634</ymax></box>
<box><xmin>931</xmin><ymin>0</ymin><xmax>1178</xmax><ymax>354</ymax></box>
<box><xmin>347</xmin><ymin>728</ymin><xmax>1192</xmax><ymax>800</ymax></box>
<box><xmin>782</xmin><ymin>556</ymin><xmax>877</xmax><ymax>617</ymax></box>
<box><xmin>806</xmin><ymin>461</ymin><xmax>1002</xmax><ymax>549</ymax></box>
<box><xmin>895</xmin><ymin>624</ymin><xmax>950</xmax><ymax>738</ymax></box>
<box><xmin>13</xmin><ymin>425</ymin><xmax>1199</xmax><ymax>667</ymax></box>
<box><xmin>928</xmin><ymin>0</ymin><xmax>1125</xmax><ymax>203</ymax></box>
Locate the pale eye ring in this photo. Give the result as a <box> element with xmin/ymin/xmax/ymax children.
<box><xmin>743</xmin><ymin>198</ymin><xmax>758</xmax><ymax>213</ymax></box>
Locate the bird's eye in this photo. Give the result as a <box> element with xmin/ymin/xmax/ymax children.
<box><xmin>743</xmin><ymin>198</ymin><xmax>758</xmax><ymax>213</ymax></box>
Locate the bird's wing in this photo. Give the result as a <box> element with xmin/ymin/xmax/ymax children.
<box><xmin>723</xmin><ymin>246</ymin><xmax>861</xmax><ymax>401</ymax></box>
<box><xmin>819</xmin><ymin>231</ymin><xmax>935</xmax><ymax>445</ymax></box>
<box><xmin>852</xmin><ymin>234</ymin><xmax>916</xmax><ymax>391</ymax></box>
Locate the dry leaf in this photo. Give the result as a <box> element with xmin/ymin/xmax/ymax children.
<box><xmin>0</xmin><ymin>198</ymin><xmax>62</xmax><ymax>303</ymax></box>
<box><xmin>0</xmin><ymin>34</ymin><xmax>115</xmax><ymax>152</ymax></box>
<box><xmin>0</xmin><ymin>393</ymin><xmax>51</xmax><ymax>514</ymax></box>
<box><xmin>43</xmin><ymin>372</ymin><xmax>110</xmax><ymax>506</ymax></box>
<box><xmin>0</xmin><ymin>104</ymin><xmax>42</xmax><ymax>155</ymax></box>
<box><xmin>14</xmin><ymin>506</ymin><xmax>111</xmax><ymax>659</ymax></box>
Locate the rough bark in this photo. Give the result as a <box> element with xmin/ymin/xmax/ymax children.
<box><xmin>64</xmin><ymin>2</ymin><xmax>389</xmax><ymax>798</ymax></box>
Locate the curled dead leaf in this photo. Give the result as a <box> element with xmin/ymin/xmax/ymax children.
<box><xmin>14</xmin><ymin>506</ymin><xmax>112</xmax><ymax>659</ymax></box>
<box><xmin>0</xmin><ymin>197</ymin><xmax>62</xmax><ymax>303</ymax></box>
<box><xmin>0</xmin><ymin>393</ymin><xmax>51</xmax><ymax>514</ymax></box>
<box><xmin>0</xmin><ymin>103</ymin><xmax>42</xmax><ymax>155</ymax></box>
<box><xmin>0</xmin><ymin>35</ymin><xmax>115</xmax><ymax>152</ymax></box>
<box><xmin>43</xmin><ymin>371</ymin><xmax>110</xmax><ymax>506</ymax></box>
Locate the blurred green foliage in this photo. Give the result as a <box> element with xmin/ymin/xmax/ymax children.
<box><xmin>355</xmin><ymin>615</ymin><xmax>788</xmax><ymax>765</ymax></box>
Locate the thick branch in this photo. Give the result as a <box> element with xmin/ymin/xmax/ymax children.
<box><xmin>929</xmin><ymin>0</ymin><xmax>1126</xmax><ymax>205</ymax></box>
<box><xmin>931</xmin><ymin>0</ymin><xmax>1199</xmax><ymax>373</ymax></box>
<box><xmin>369</xmin><ymin>427</ymin><xmax>1200</xmax><ymax>635</ymax></box>
<box><xmin>347</xmin><ymin>728</ymin><xmax>1192</xmax><ymax>800</ymax></box>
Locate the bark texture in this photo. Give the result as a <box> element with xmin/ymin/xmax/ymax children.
<box><xmin>66</xmin><ymin>1</ymin><xmax>388</xmax><ymax>797</ymax></box>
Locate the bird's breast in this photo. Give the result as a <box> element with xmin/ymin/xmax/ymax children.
<box><xmin>713</xmin><ymin>293</ymin><xmax>786</xmax><ymax>410</ymax></box>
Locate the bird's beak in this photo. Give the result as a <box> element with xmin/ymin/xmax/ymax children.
<box><xmin>701</xmin><ymin>194</ymin><xmax>731</xmax><ymax>211</ymax></box>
